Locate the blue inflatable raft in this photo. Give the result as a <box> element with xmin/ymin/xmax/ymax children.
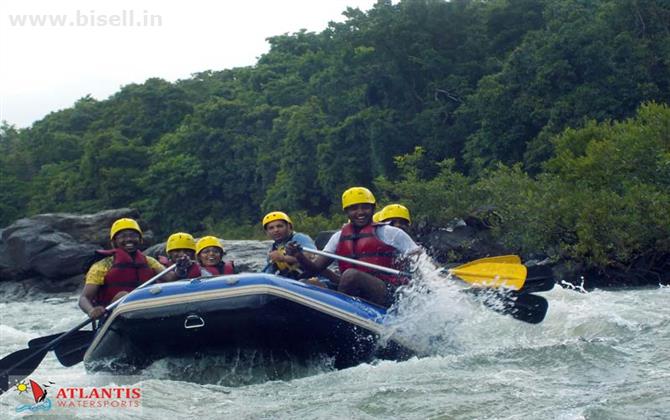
<box><xmin>83</xmin><ymin>274</ymin><xmax>414</xmax><ymax>372</ymax></box>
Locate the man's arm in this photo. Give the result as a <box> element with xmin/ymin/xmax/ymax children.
<box><xmin>78</xmin><ymin>284</ymin><xmax>106</xmax><ymax>319</ymax></box>
<box><xmin>286</xmin><ymin>233</ymin><xmax>318</xmax><ymax>267</ymax></box>
<box><xmin>285</xmin><ymin>242</ymin><xmax>333</xmax><ymax>274</ymax></box>
<box><xmin>79</xmin><ymin>260</ymin><xmax>108</xmax><ymax>319</ymax></box>
<box><xmin>147</xmin><ymin>256</ymin><xmax>166</xmax><ymax>272</ymax></box>
<box><xmin>148</xmin><ymin>256</ymin><xmax>178</xmax><ymax>282</ymax></box>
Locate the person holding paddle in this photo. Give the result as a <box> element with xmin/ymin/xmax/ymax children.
<box><xmin>262</xmin><ymin>211</ymin><xmax>338</xmax><ymax>287</ymax></box>
<box><xmin>162</xmin><ymin>232</ymin><xmax>204</xmax><ymax>279</ymax></box>
<box><xmin>262</xmin><ymin>211</ymin><xmax>316</xmax><ymax>280</ymax></box>
<box><xmin>78</xmin><ymin>218</ymin><xmax>165</xmax><ymax>320</ymax></box>
<box><xmin>287</xmin><ymin>187</ymin><xmax>420</xmax><ymax>307</ymax></box>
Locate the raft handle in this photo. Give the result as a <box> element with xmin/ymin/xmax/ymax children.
<box><xmin>184</xmin><ymin>314</ymin><xmax>205</xmax><ymax>329</ymax></box>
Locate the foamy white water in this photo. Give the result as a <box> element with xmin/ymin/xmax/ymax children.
<box><xmin>1</xmin><ymin>242</ymin><xmax>668</xmax><ymax>419</ymax></box>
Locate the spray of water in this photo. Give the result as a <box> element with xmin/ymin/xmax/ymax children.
<box><xmin>142</xmin><ymin>351</ymin><xmax>337</xmax><ymax>387</ymax></box>
<box><xmin>379</xmin><ymin>253</ymin><xmax>472</xmax><ymax>355</ymax></box>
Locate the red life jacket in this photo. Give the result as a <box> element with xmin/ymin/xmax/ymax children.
<box><xmin>96</xmin><ymin>249</ymin><xmax>156</xmax><ymax>306</ymax></box>
<box><xmin>335</xmin><ymin>223</ymin><xmax>408</xmax><ymax>286</ymax></box>
<box><xmin>185</xmin><ymin>263</ymin><xmax>202</xmax><ymax>278</ymax></box>
<box><xmin>159</xmin><ymin>256</ymin><xmax>203</xmax><ymax>279</ymax></box>
<box><xmin>201</xmin><ymin>261</ymin><xmax>235</xmax><ymax>276</ymax></box>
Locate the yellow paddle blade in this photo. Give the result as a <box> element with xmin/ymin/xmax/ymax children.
<box><xmin>456</xmin><ymin>255</ymin><xmax>521</xmax><ymax>270</ymax></box>
<box><xmin>448</xmin><ymin>262</ymin><xmax>527</xmax><ymax>290</ymax></box>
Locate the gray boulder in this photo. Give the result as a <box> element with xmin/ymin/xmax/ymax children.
<box><xmin>28</xmin><ymin>208</ymin><xmax>153</xmax><ymax>247</ymax></box>
<box><xmin>145</xmin><ymin>239</ymin><xmax>271</xmax><ymax>273</ymax></box>
<box><xmin>0</xmin><ymin>208</ymin><xmax>152</xmax><ymax>284</ymax></box>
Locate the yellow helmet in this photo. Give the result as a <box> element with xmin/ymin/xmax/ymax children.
<box><xmin>341</xmin><ymin>187</ymin><xmax>376</xmax><ymax>210</ymax></box>
<box><xmin>262</xmin><ymin>211</ymin><xmax>293</xmax><ymax>228</ymax></box>
<box><xmin>196</xmin><ymin>236</ymin><xmax>224</xmax><ymax>255</ymax></box>
<box><xmin>166</xmin><ymin>232</ymin><xmax>196</xmax><ymax>253</ymax></box>
<box><xmin>380</xmin><ymin>204</ymin><xmax>411</xmax><ymax>224</ymax></box>
<box><xmin>372</xmin><ymin>211</ymin><xmax>383</xmax><ymax>223</ymax></box>
<box><xmin>110</xmin><ymin>218</ymin><xmax>142</xmax><ymax>240</ymax></box>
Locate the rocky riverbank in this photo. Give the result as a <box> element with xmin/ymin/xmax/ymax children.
<box><xmin>1</xmin><ymin>209</ymin><xmax>667</xmax><ymax>296</ymax></box>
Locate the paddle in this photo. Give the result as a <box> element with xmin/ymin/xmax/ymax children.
<box><xmin>466</xmin><ymin>288</ymin><xmax>549</xmax><ymax>324</ymax></box>
<box><xmin>311</xmin><ymin>230</ymin><xmax>551</xmax><ymax>292</ymax></box>
<box><xmin>28</xmin><ymin>330</ymin><xmax>94</xmax><ymax>367</ymax></box>
<box><xmin>300</xmin><ymin>248</ymin><xmax>549</xmax><ymax>324</ymax></box>
<box><xmin>303</xmin><ymin>248</ymin><xmax>529</xmax><ymax>291</ymax></box>
<box><xmin>445</xmin><ymin>259</ymin><xmax>552</xmax><ymax>322</ymax></box>
<box><xmin>441</xmin><ymin>258</ymin><xmax>555</xmax><ymax>293</ymax></box>
<box><xmin>0</xmin><ymin>264</ymin><xmax>176</xmax><ymax>394</ymax></box>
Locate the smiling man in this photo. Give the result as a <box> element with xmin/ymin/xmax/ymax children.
<box><xmin>78</xmin><ymin>218</ymin><xmax>165</xmax><ymax>320</ymax></box>
<box><xmin>288</xmin><ymin>187</ymin><xmax>421</xmax><ymax>307</ymax></box>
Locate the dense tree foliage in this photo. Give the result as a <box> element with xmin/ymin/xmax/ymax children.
<box><xmin>378</xmin><ymin>102</ymin><xmax>670</xmax><ymax>268</ymax></box>
<box><xmin>1</xmin><ymin>0</ymin><xmax>669</xmax><ymax>271</ymax></box>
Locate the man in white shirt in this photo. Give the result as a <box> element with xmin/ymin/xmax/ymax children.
<box><xmin>288</xmin><ymin>187</ymin><xmax>420</xmax><ymax>307</ymax></box>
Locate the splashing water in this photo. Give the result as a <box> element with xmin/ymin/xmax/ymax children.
<box><xmin>143</xmin><ymin>352</ymin><xmax>337</xmax><ymax>387</ymax></box>
<box><xmin>381</xmin><ymin>254</ymin><xmax>473</xmax><ymax>355</ymax></box>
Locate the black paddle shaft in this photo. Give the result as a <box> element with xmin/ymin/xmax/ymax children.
<box><xmin>305</xmin><ymin>247</ymin><xmax>550</xmax><ymax>324</ymax></box>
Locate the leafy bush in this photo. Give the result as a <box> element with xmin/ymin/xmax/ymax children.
<box><xmin>375</xmin><ymin>147</ymin><xmax>474</xmax><ymax>227</ymax></box>
<box><xmin>475</xmin><ymin>102</ymin><xmax>670</xmax><ymax>267</ymax></box>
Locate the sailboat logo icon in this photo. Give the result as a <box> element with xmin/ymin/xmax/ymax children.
<box><xmin>29</xmin><ymin>379</ymin><xmax>47</xmax><ymax>403</ymax></box>
<box><xmin>14</xmin><ymin>378</ymin><xmax>53</xmax><ymax>413</ymax></box>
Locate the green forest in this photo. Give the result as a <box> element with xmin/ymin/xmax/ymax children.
<box><xmin>1</xmin><ymin>0</ymin><xmax>669</xmax><ymax>272</ymax></box>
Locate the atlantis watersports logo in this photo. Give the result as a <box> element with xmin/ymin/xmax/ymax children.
<box><xmin>14</xmin><ymin>378</ymin><xmax>54</xmax><ymax>413</ymax></box>
<box><xmin>12</xmin><ymin>377</ymin><xmax>142</xmax><ymax>413</ymax></box>
<box><xmin>54</xmin><ymin>386</ymin><xmax>142</xmax><ymax>409</ymax></box>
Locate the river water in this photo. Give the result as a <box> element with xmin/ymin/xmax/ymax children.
<box><xmin>0</xmin><ymin>240</ymin><xmax>668</xmax><ymax>419</ymax></box>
